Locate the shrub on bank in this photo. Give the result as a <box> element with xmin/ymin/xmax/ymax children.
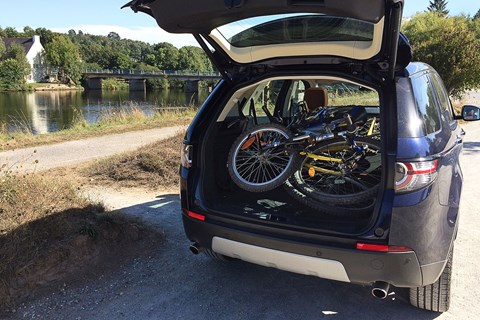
<box><xmin>0</xmin><ymin>58</ymin><xmax>30</xmax><ymax>91</ymax></box>
<box><xmin>101</xmin><ymin>78</ymin><xmax>129</xmax><ymax>91</ymax></box>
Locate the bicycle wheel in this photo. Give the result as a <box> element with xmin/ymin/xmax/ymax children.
<box><xmin>227</xmin><ymin>123</ymin><xmax>301</xmax><ymax>193</ymax></box>
<box><xmin>288</xmin><ymin>137</ymin><xmax>381</xmax><ymax>205</ymax></box>
<box><xmin>284</xmin><ymin>179</ymin><xmax>375</xmax><ymax>216</ymax></box>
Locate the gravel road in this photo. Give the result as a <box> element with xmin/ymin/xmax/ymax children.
<box><xmin>0</xmin><ymin>126</ymin><xmax>185</xmax><ymax>173</ymax></box>
<box><xmin>3</xmin><ymin>123</ymin><xmax>480</xmax><ymax>319</ymax></box>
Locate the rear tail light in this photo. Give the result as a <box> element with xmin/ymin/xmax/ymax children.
<box><xmin>181</xmin><ymin>143</ymin><xmax>192</xmax><ymax>168</ymax></box>
<box><xmin>356</xmin><ymin>243</ymin><xmax>413</xmax><ymax>252</ymax></box>
<box><xmin>395</xmin><ymin>160</ymin><xmax>438</xmax><ymax>193</ymax></box>
<box><xmin>185</xmin><ymin>210</ymin><xmax>206</xmax><ymax>221</ymax></box>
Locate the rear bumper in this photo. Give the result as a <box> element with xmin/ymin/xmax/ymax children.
<box><xmin>182</xmin><ymin>213</ymin><xmax>424</xmax><ymax>287</ymax></box>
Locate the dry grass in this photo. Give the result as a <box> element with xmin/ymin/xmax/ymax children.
<box><xmin>82</xmin><ymin>131</ymin><xmax>184</xmax><ymax>190</ymax></box>
<box><xmin>0</xmin><ymin>172</ymin><xmax>158</xmax><ymax>308</ymax></box>
<box><xmin>0</xmin><ymin>106</ymin><xmax>196</xmax><ymax>151</ymax></box>
<box><xmin>0</xmin><ymin>174</ymin><xmax>97</xmax><ymax>306</ymax></box>
<box><xmin>330</xmin><ymin>91</ymin><xmax>379</xmax><ymax>106</ymax></box>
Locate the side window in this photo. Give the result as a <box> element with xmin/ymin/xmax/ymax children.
<box><xmin>429</xmin><ymin>72</ymin><xmax>454</xmax><ymax>123</ymax></box>
<box><xmin>411</xmin><ymin>75</ymin><xmax>441</xmax><ymax>135</ymax></box>
<box><xmin>289</xmin><ymin>80</ymin><xmax>306</xmax><ymax>104</ymax></box>
<box><xmin>247</xmin><ymin>80</ymin><xmax>285</xmax><ymax>121</ymax></box>
<box><xmin>283</xmin><ymin>80</ymin><xmax>307</xmax><ymax>117</ymax></box>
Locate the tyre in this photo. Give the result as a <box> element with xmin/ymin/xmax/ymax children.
<box><xmin>227</xmin><ymin>123</ymin><xmax>302</xmax><ymax>193</ymax></box>
<box><xmin>288</xmin><ymin>137</ymin><xmax>381</xmax><ymax>205</ymax></box>
<box><xmin>284</xmin><ymin>179</ymin><xmax>375</xmax><ymax>216</ymax></box>
<box><xmin>409</xmin><ymin>246</ymin><xmax>453</xmax><ymax>312</ymax></box>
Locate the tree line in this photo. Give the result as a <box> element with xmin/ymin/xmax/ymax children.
<box><xmin>0</xmin><ymin>26</ymin><xmax>214</xmax><ymax>90</ymax></box>
<box><xmin>1</xmin><ymin>1</ymin><xmax>480</xmax><ymax>95</ymax></box>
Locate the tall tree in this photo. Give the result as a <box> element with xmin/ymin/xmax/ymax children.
<box><xmin>107</xmin><ymin>32</ymin><xmax>121</xmax><ymax>41</ymax></box>
<box><xmin>0</xmin><ymin>42</ymin><xmax>31</xmax><ymax>90</ymax></box>
<box><xmin>153</xmin><ymin>42</ymin><xmax>179</xmax><ymax>70</ymax></box>
<box><xmin>402</xmin><ymin>12</ymin><xmax>480</xmax><ymax>96</ymax></box>
<box><xmin>474</xmin><ymin>9</ymin><xmax>480</xmax><ymax>20</ymax></box>
<box><xmin>23</xmin><ymin>26</ymin><xmax>35</xmax><ymax>37</ymax></box>
<box><xmin>3</xmin><ymin>27</ymin><xmax>20</xmax><ymax>37</ymax></box>
<box><xmin>178</xmin><ymin>46</ymin><xmax>211</xmax><ymax>71</ymax></box>
<box><xmin>44</xmin><ymin>35</ymin><xmax>84</xmax><ymax>84</ymax></box>
<box><xmin>3</xmin><ymin>43</ymin><xmax>27</xmax><ymax>61</ymax></box>
<box><xmin>34</xmin><ymin>28</ymin><xmax>55</xmax><ymax>46</ymax></box>
<box><xmin>427</xmin><ymin>0</ymin><xmax>449</xmax><ymax>17</ymax></box>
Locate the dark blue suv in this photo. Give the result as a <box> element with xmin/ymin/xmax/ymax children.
<box><xmin>126</xmin><ymin>0</ymin><xmax>480</xmax><ymax>312</ymax></box>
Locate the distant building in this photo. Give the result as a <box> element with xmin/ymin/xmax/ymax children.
<box><xmin>3</xmin><ymin>35</ymin><xmax>47</xmax><ymax>83</ymax></box>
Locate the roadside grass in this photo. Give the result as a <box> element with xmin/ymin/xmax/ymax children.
<box><xmin>81</xmin><ymin>131</ymin><xmax>184</xmax><ymax>190</ymax></box>
<box><xmin>330</xmin><ymin>91</ymin><xmax>379</xmax><ymax>106</ymax></box>
<box><xmin>0</xmin><ymin>172</ymin><xmax>160</xmax><ymax>308</ymax></box>
<box><xmin>0</xmin><ymin>106</ymin><xmax>196</xmax><ymax>151</ymax></box>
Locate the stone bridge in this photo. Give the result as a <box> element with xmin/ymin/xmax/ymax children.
<box><xmin>83</xmin><ymin>69</ymin><xmax>222</xmax><ymax>92</ymax></box>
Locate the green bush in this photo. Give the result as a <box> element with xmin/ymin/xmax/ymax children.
<box><xmin>146</xmin><ymin>78</ymin><xmax>170</xmax><ymax>90</ymax></box>
<box><xmin>101</xmin><ymin>78</ymin><xmax>129</xmax><ymax>91</ymax></box>
<box><xmin>0</xmin><ymin>58</ymin><xmax>30</xmax><ymax>90</ymax></box>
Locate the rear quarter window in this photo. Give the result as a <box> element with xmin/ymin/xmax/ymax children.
<box><xmin>429</xmin><ymin>72</ymin><xmax>454</xmax><ymax>124</ymax></box>
<box><xmin>411</xmin><ymin>75</ymin><xmax>441</xmax><ymax>135</ymax></box>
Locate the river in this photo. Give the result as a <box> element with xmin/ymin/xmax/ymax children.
<box><xmin>0</xmin><ymin>89</ymin><xmax>209</xmax><ymax>134</ymax></box>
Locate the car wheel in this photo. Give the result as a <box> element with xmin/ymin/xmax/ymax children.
<box><xmin>409</xmin><ymin>245</ymin><xmax>453</xmax><ymax>312</ymax></box>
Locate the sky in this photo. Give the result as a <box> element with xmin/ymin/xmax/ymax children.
<box><xmin>0</xmin><ymin>0</ymin><xmax>478</xmax><ymax>48</ymax></box>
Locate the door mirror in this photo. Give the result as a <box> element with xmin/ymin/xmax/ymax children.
<box><xmin>462</xmin><ymin>105</ymin><xmax>480</xmax><ymax>121</ymax></box>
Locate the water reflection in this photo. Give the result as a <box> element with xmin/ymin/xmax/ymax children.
<box><xmin>0</xmin><ymin>89</ymin><xmax>208</xmax><ymax>134</ymax></box>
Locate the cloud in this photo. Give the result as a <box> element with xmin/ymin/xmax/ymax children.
<box><xmin>50</xmin><ymin>25</ymin><xmax>198</xmax><ymax>48</ymax></box>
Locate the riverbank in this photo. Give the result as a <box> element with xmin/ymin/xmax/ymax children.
<box><xmin>0</xmin><ymin>106</ymin><xmax>195</xmax><ymax>151</ymax></box>
<box><xmin>0</xmin><ymin>83</ymin><xmax>83</xmax><ymax>93</ymax></box>
<box><xmin>30</xmin><ymin>83</ymin><xmax>83</xmax><ymax>91</ymax></box>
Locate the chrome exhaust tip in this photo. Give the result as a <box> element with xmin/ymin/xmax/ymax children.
<box><xmin>371</xmin><ymin>281</ymin><xmax>390</xmax><ymax>299</ymax></box>
<box><xmin>189</xmin><ymin>243</ymin><xmax>204</xmax><ymax>255</ymax></box>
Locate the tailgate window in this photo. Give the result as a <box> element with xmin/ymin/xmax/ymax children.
<box><xmin>218</xmin><ymin>14</ymin><xmax>374</xmax><ymax>48</ymax></box>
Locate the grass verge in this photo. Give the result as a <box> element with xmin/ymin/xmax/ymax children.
<box><xmin>81</xmin><ymin>131</ymin><xmax>184</xmax><ymax>190</ymax></box>
<box><xmin>0</xmin><ymin>106</ymin><xmax>196</xmax><ymax>151</ymax></box>
<box><xmin>0</xmin><ymin>173</ymin><xmax>160</xmax><ymax>308</ymax></box>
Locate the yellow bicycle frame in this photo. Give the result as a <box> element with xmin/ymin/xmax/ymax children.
<box><xmin>300</xmin><ymin>151</ymin><xmax>342</xmax><ymax>175</ymax></box>
<box><xmin>299</xmin><ymin>116</ymin><xmax>377</xmax><ymax>176</ymax></box>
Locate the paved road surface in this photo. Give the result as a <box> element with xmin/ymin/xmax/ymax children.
<box><xmin>0</xmin><ymin>126</ymin><xmax>185</xmax><ymax>173</ymax></box>
<box><xmin>3</xmin><ymin>123</ymin><xmax>480</xmax><ymax>319</ymax></box>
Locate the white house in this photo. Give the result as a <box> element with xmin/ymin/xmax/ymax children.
<box><xmin>3</xmin><ymin>35</ymin><xmax>46</xmax><ymax>83</ymax></box>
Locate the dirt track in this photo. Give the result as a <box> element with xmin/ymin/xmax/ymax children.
<box><xmin>0</xmin><ymin>126</ymin><xmax>185</xmax><ymax>173</ymax></box>
<box><xmin>2</xmin><ymin>123</ymin><xmax>480</xmax><ymax>319</ymax></box>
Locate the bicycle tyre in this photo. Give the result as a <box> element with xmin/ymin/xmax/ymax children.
<box><xmin>227</xmin><ymin>123</ymin><xmax>301</xmax><ymax>193</ymax></box>
<box><xmin>284</xmin><ymin>179</ymin><xmax>375</xmax><ymax>216</ymax></box>
<box><xmin>288</xmin><ymin>137</ymin><xmax>381</xmax><ymax>205</ymax></box>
